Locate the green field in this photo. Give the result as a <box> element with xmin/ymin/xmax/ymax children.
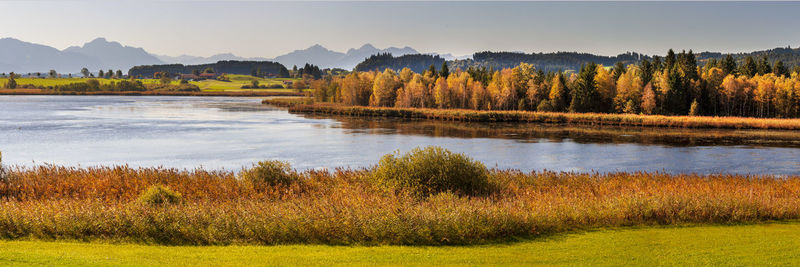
<box><xmin>194</xmin><ymin>74</ymin><xmax>301</xmax><ymax>92</ymax></box>
<box><xmin>2</xmin><ymin>223</ymin><xmax>798</xmax><ymax>266</ymax></box>
<box><xmin>0</xmin><ymin>75</ymin><xmax>305</xmax><ymax>92</ymax></box>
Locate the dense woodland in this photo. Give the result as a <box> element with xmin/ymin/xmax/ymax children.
<box><xmin>353</xmin><ymin>47</ymin><xmax>800</xmax><ymax>75</ymax></box>
<box><xmin>312</xmin><ymin>49</ymin><xmax>800</xmax><ymax>118</ymax></box>
<box><xmin>129</xmin><ymin>61</ymin><xmax>289</xmax><ymax>78</ymax></box>
<box><xmin>697</xmin><ymin>47</ymin><xmax>800</xmax><ymax>69</ymax></box>
<box><xmin>355</xmin><ymin>53</ymin><xmax>446</xmax><ymax>73</ymax></box>
<box><xmin>451</xmin><ymin>51</ymin><xmax>645</xmax><ymax>72</ymax></box>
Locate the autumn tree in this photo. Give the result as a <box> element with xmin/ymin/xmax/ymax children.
<box><xmin>370</xmin><ymin>69</ymin><xmax>400</xmax><ymax>107</ymax></box>
<box><xmin>341</xmin><ymin>72</ymin><xmax>373</xmax><ymax>106</ymax></box>
<box><xmin>614</xmin><ymin>65</ymin><xmax>644</xmax><ymax>113</ymax></box>
<box><xmin>548</xmin><ymin>73</ymin><xmax>569</xmax><ymax>112</ymax></box>
<box><xmin>594</xmin><ymin>65</ymin><xmax>616</xmax><ymax>112</ymax></box>
<box><xmin>641</xmin><ymin>83</ymin><xmax>657</xmax><ymax>114</ymax></box>
<box><xmin>5</xmin><ymin>72</ymin><xmax>17</xmax><ymax>89</ymax></box>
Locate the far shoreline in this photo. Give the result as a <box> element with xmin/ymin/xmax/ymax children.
<box><xmin>263</xmin><ymin>97</ymin><xmax>800</xmax><ymax>131</ymax></box>
<box><xmin>0</xmin><ymin>88</ymin><xmax>305</xmax><ymax>97</ymax></box>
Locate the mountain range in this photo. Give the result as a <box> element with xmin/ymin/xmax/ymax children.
<box><xmin>2</xmin><ymin>36</ymin><xmax>796</xmax><ymax>75</ymax></box>
<box><xmin>0</xmin><ymin>37</ymin><xmax>458</xmax><ymax>73</ymax></box>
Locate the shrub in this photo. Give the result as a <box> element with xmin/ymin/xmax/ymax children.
<box><xmin>689</xmin><ymin>99</ymin><xmax>700</xmax><ymax>116</ymax></box>
<box><xmin>0</xmin><ymin>151</ymin><xmax>5</xmax><ymax>181</ymax></box>
<box><xmin>240</xmin><ymin>160</ymin><xmax>299</xmax><ymax>187</ymax></box>
<box><xmin>371</xmin><ymin>146</ymin><xmax>491</xmax><ymax>196</ymax></box>
<box><xmin>536</xmin><ymin>100</ymin><xmax>555</xmax><ymax>112</ymax></box>
<box><xmin>5</xmin><ymin>77</ymin><xmax>16</xmax><ymax>89</ymax></box>
<box><xmin>138</xmin><ymin>185</ymin><xmax>183</xmax><ymax>205</ymax></box>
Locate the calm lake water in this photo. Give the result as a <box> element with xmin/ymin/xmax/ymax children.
<box><xmin>1</xmin><ymin>95</ymin><xmax>799</xmax><ymax>175</ymax></box>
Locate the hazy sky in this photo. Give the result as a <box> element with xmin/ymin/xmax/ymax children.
<box><xmin>2</xmin><ymin>1</ymin><xmax>800</xmax><ymax>58</ymax></box>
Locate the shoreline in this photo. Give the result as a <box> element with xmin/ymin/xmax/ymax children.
<box><xmin>263</xmin><ymin>98</ymin><xmax>800</xmax><ymax>130</ymax></box>
<box><xmin>0</xmin><ymin>89</ymin><xmax>305</xmax><ymax>97</ymax></box>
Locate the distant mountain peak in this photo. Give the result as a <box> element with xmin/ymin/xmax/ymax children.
<box><xmin>61</xmin><ymin>37</ymin><xmax>162</xmax><ymax>70</ymax></box>
<box><xmin>84</xmin><ymin>37</ymin><xmax>121</xmax><ymax>47</ymax></box>
<box><xmin>359</xmin><ymin>43</ymin><xmax>377</xmax><ymax>50</ymax></box>
<box><xmin>307</xmin><ymin>44</ymin><xmax>329</xmax><ymax>51</ymax></box>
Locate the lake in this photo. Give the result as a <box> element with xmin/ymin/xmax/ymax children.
<box><xmin>1</xmin><ymin>95</ymin><xmax>799</xmax><ymax>175</ymax></box>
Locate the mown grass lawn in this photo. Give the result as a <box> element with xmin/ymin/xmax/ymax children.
<box><xmin>1</xmin><ymin>223</ymin><xmax>798</xmax><ymax>266</ymax></box>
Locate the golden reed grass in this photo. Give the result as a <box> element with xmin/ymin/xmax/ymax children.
<box><xmin>1</xmin><ymin>164</ymin><xmax>799</xmax><ymax>245</ymax></box>
<box><xmin>263</xmin><ymin>99</ymin><xmax>800</xmax><ymax>130</ymax></box>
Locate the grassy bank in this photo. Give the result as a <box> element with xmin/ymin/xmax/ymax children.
<box><xmin>263</xmin><ymin>98</ymin><xmax>800</xmax><ymax>130</ymax></box>
<box><xmin>0</xmin><ymin>75</ymin><xmax>308</xmax><ymax>96</ymax></box>
<box><xmin>300</xmin><ymin>112</ymin><xmax>800</xmax><ymax>148</ymax></box>
<box><xmin>2</xmin><ymin>147</ymin><xmax>800</xmax><ymax>246</ymax></box>
<box><xmin>2</xmin><ymin>223</ymin><xmax>799</xmax><ymax>266</ymax></box>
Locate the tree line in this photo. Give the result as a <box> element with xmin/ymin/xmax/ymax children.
<box><xmin>355</xmin><ymin>53</ymin><xmax>446</xmax><ymax>73</ymax></box>
<box><xmin>312</xmin><ymin>49</ymin><xmax>800</xmax><ymax>118</ymax></box>
<box><xmin>129</xmin><ymin>61</ymin><xmax>289</xmax><ymax>78</ymax></box>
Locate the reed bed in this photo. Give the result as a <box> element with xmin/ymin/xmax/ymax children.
<box><xmin>1</xmin><ymin>164</ymin><xmax>800</xmax><ymax>245</ymax></box>
<box><xmin>263</xmin><ymin>99</ymin><xmax>800</xmax><ymax>130</ymax></box>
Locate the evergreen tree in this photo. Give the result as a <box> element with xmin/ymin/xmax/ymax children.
<box><xmin>440</xmin><ymin>62</ymin><xmax>449</xmax><ymax>78</ymax></box>
<box><xmin>569</xmin><ymin>63</ymin><xmax>600</xmax><ymax>113</ymax></box>
<box><xmin>774</xmin><ymin>60</ymin><xmax>788</xmax><ymax>77</ymax></box>
<box><xmin>427</xmin><ymin>64</ymin><xmax>438</xmax><ymax>78</ymax></box>
<box><xmin>679</xmin><ymin>50</ymin><xmax>698</xmax><ymax>80</ymax></box>
<box><xmin>665</xmin><ymin>49</ymin><xmax>676</xmax><ymax>70</ymax></box>
<box><xmin>664</xmin><ymin>69</ymin><xmax>688</xmax><ymax>115</ymax></box>
<box><xmin>741</xmin><ymin>56</ymin><xmax>757</xmax><ymax>77</ymax></box>
<box><xmin>652</xmin><ymin>56</ymin><xmax>663</xmax><ymax>71</ymax></box>
<box><xmin>639</xmin><ymin>59</ymin><xmax>653</xmax><ymax>85</ymax></box>
<box><xmin>612</xmin><ymin>61</ymin><xmax>626</xmax><ymax>81</ymax></box>
<box><xmin>279</xmin><ymin>66</ymin><xmax>290</xmax><ymax>78</ymax></box>
<box><xmin>721</xmin><ymin>55</ymin><xmax>737</xmax><ymax>75</ymax></box>
<box><xmin>757</xmin><ymin>56</ymin><xmax>772</xmax><ymax>75</ymax></box>
<box><xmin>98</xmin><ymin>70</ymin><xmax>104</xmax><ymax>78</ymax></box>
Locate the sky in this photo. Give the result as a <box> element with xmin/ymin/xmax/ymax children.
<box><xmin>1</xmin><ymin>1</ymin><xmax>800</xmax><ymax>58</ymax></box>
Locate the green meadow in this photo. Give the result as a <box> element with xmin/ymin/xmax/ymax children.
<box><xmin>2</xmin><ymin>223</ymin><xmax>798</xmax><ymax>266</ymax></box>
<box><xmin>0</xmin><ymin>75</ymin><xmax>305</xmax><ymax>92</ymax></box>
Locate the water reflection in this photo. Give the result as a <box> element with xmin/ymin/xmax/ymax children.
<box><xmin>299</xmin><ymin>114</ymin><xmax>800</xmax><ymax>148</ymax></box>
<box><xmin>1</xmin><ymin>95</ymin><xmax>799</xmax><ymax>175</ymax></box>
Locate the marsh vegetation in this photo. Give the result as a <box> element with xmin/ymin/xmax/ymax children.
<box><xmin>1</xmin><ymin>147</ymin><xmax>800</xmax><ymax>245</ymax></box>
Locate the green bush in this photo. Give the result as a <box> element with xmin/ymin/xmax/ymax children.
<box><xmin>138</xmin><ymin>185</ymin><xmax>183</xmax><ymax>205</ymax></box>
<box><xmin>372</xmin><ymin>146</ymin><xmax>491</xmax><ymax>196</ymax></box>
<box><xmin>240</xmin><ymin>160</ymin><xmax>299</xmax><ymax>187</ymax></box>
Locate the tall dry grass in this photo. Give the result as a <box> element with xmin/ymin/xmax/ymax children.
<box><xmin>1</xmin><ymin>163</ymin><xmax>800</xmax><ymax>245</ymax></box>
